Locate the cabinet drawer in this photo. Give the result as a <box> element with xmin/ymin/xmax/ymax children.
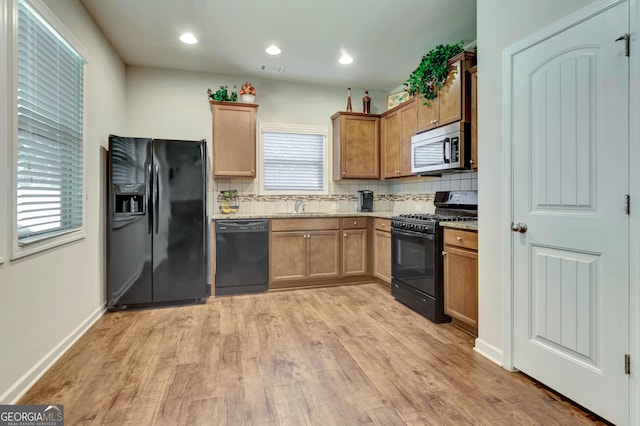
<box><xmin>444</xmin><ymin>229</ymin><xmax>478</xmax><ymax>251</ymax></box>
<box><xmin>342</xmin><ymin>217</ymin><xmax>367</xmax><ymax>229</ymax></box>
<box><xmin>373</xmin><ymin>218</ymin><xmax>390</xmax><ymax>232</ymax></box>
<box><xmin>271</xmin><ymin>218</ymin><xmax>340</xmax><ymax>232</ymax></box>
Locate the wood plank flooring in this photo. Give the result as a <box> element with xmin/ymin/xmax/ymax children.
<box><xmin>20</xmin><ymin>284</ymin><xmax>606</xmax><ymax>425</ymax></box>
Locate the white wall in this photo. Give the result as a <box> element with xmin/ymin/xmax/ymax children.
<box><xmin>0</xmin><ymin>0</ymin><xmax>126</xmax><ymax>403</ymax></box>
<box><xmin>475</xmin><ymin>0</ymin><xmax>596</xmax><ymax>361</ymax></box>
<box><xmin>124</xmin><ymin>66</ymin><xmax>393</xmax><ymax>209</ymax></box>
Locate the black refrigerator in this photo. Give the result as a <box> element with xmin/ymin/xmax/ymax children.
<box><xmin>107</xmin><ymin>135</ymin><xmax>208</xmax><ymax>310</ymax></box>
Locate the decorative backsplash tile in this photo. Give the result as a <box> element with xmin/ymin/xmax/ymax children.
<box><xmin>211</xmin><ymin>171</ymin><xmax>476</xmax><ymax>216</ymax></box>
<box><xmin>212</xmin><ymin>192</ymin><xmax>436</xmax><ymax>215</ymax></box>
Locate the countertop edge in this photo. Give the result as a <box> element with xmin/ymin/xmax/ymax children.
<box><xmin>440</xmin><ymin>221</ymin><xmax>479</xmax><ymax>231</ymax></box>
<box><xmin>211</xmin><ymin>211</ymin><xmax>397</xmax><ymax>220</ymax></box>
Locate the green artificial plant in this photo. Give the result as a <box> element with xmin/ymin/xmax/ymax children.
<box><xmin>404</xmin><ymin>41</ymin><xmax>465</xmax><ymax>105</ymax></box>
<box><xmin>207</xmin><ymin>85</ymin><xmax>236</xmax><ymax>102</ymax></box>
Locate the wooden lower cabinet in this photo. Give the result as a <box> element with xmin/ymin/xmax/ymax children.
<box><xmin>372</xmin><ymin>219</ymin><xmax>391</xmax><ymax>289</ymax></box>
<box><xmin>342</xmin><ymin>217</ymin><xmax>367</xmax><ymax>277</ymax></box>
<box><xmin>270</xmin><ymin>231</ymin><xmax>307</xmax><ymax>281</ymax></box>
<box><xmin>308</xmin><ymin>231</ymin><xmax>341</xmax><ymax>278</ymax></box>
<box><xmin>270</xmin><ymin>217</ymin><xmax>373</xmax><ymax>290</ymax></box>
<box><xmin>443</xmin><ymin>228</ymin><xmax>478</xmax><ymax>335</ymax></box>
<box><xmin>270</xmin><ymin>218</ymin><xmax>341</xmax><ymax>288</ymax></box>
<box><xmin>343</xmin><ymin>229</ymin><xmax>367</xmax><ymax>276</ymax></box>
<box><xmin>270</xmin><ymin>230</ymin><xmax>340</xmax><ymax>284</ymax></box>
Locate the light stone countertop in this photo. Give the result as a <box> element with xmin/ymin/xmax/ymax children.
<box><xmin>211</xmin><ymin>211</ymin><xmax>397</xmax><ymax>221</ymax></box>
<box><xmin>440</xmin><ymin>221</ymin><xmax>478</xmax><ymax>231</ymax></box>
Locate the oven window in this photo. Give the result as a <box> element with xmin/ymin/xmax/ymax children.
<box><xmin>391</xmin><ymin>231</ymin><xmax>435</xmax><ymax>296</ymax></box>
<box><xmin>413</xmin><ymin>140</ymin><xmax>445</xmax><ymax>169</ymax></box>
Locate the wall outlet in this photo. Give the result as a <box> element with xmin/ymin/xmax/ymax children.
<box><xmin>414</xmin><ymin>204</ymin><xmax>423</xmax><ymax>211</ymax></box>
<box><xmin>331</xmin><ymin>203</ymin><xmax>339</xmax><ymax>210</ymax></box>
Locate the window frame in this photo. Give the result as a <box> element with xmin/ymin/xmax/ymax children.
<box><xmin>0</xmin><ymin>0</ymin><xmax>9</xmax><ymax>263</ymax></box>
<box><xmin>258</xmin><ymin>122</ymin><xmax>329</xmax><ymax>195</ymax></box>
<box><xmin>9</xmin><ymin>0</ymin><xmax>89</xmax><ymax>259</ymax></box>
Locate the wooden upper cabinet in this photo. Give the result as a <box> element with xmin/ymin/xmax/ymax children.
<box><xmin>469</xmin><ymin>65</ymin><xmax>478</xmax><ymax>171</ymax></box>
<box><xmin>332</xmin><ymin>112</ymin><xmax>380</xmax><ymax>180</ymax></box>
<box><xmin>381</xmin><ymin>98</ymin><xmax>416</xmax><ymax>179</ymax></box>
<box><xmin>399</xmin><ymin>100</ymin><xmax>417</xmax><ymax>176</ymax></box>
<box><xmin>416</xmin><ymin>51</ymin><xmax>476</xmax><ymax>133</ymax></box>
<box><xmin>210</xmin><ymin>101</ymin><xmax>258</xmax><ymax>178</ymax></box>
<box><xmin>381</xmin><ymin>108</ymin><xmax>400</xmax><ymax>178</ymax></box>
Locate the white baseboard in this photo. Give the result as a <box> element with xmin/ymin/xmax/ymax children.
<box><xmin>0</xmin><ymin>304</ymin><xmax>105</xmax><ymax>404</ymax></box>
<box><xmin>474</xmin><ymin>338</ymin><xmax>505</xmax><ymax>367</ymax></box>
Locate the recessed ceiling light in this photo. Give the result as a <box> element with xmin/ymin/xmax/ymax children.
<box><xmin>179</xmin><ymin>33</ymin><xmax>198</xmax><ymax>44</ymax></box>
<box><xmin>266</xmin><ymin>44</ymin><xmax>281</xmax><ymax>55</ymax></box>
<box><xmin>339</xmin><ymin>54</ymin><xmax>353</xmax><ymax>65</ymax></box>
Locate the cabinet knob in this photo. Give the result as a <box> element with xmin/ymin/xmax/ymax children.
<box><xmin>344</xmin><ymin>233</ymin><xmax>347</xmax><ymax>238</ymax></box>
<box><xmin>251</xmin><ymin>169</ymin><xmax>255</xmax><ymax>173</ymax></box>
<box><xmin>353</xmin><ymin>221</ymin><xmax>357</xmax><ymax>224</ymax></box>
<box><xmin>470</xmin><ymin>160</ymin><xmax>474</xmax><ymax>164</ymax></box>
<box><xmin>342</xmin><ymin>172</ymin><xmax>346</xmax><ymax>176</ymax></box>
<box><xmin>456</xmin><ymin>236</ymin><xmax>462</xmax><ymax>241</ymax></box>
<box><xmin>442</xmin><ymin>251</ymin><xmax>447</xmax><ymax>256</ymax></box>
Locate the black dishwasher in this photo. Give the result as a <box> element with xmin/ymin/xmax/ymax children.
<box><xmin>215</xmin><ymin>219</ymin><xmax>269</xmax><ymax>296</ymax></box>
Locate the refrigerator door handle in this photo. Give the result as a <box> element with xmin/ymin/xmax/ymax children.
<box><xmin>154</xmin><ymin>165</ymin><xmax>160</xmax><ymax>234</ymax></box>
<box><xmin>147</xmin><ymin>163</ymin><xmax>152</xmax><ymax>234</ymax></box>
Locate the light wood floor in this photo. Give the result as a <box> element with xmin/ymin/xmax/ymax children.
<box><xmin>21</xmin><ymin>283</ymin><xmax>605</xmax><ymax>425</ymax></box>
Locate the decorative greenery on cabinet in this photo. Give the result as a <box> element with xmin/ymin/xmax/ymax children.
<box><xmin>405</xmin><ymin>42</ymin><xmax>464</xmax><ymax>105</ymax></box>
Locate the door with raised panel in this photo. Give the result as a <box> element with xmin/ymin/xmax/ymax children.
<box><xmin>511</xmin><ymin>2</ymin><xmax>629</xmax><ymax>424</ymax></box>
<box><xmin>436</xmin><ymin>59</ymin><xmax>462</xmax><ymax>126</ymax></box>
<box><xmin>343</xmin><ymin>229</ymin><xmax>367</xmax><ymax>276</ymax></box>
<box><xmin>399</xmin><ymin>100</ymin><xmax>417</xmax><ymax>176</ymax></box>
<box><xmin>307</xmin><ymin>231</ymin><xmax>340</xmax><ymax>279</ymax></box>
<box><xmin>381</xmin><ymin>110</ymin><xmax>400</xmax><ymax>178</ymax></box>
<box><xmin>270</xmin><ymin>232</ymin><xmax>306</xmax><ymax>282</ymax></box>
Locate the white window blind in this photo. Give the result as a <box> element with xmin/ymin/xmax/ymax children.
<box><xmin>16</xmin><ymin>0</ymin><xmax>85</xmax><ymax>244</ymax></box>
<box><xmin>263</xmin><ymin>131</ymin><xmax>325</xmax><ymax>192</ymax></box>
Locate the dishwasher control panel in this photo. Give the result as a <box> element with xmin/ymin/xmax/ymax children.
<box><xmin>215</xmin><ymin>219</ymin><xmax>270</xmax><ymax>233</ymax></box>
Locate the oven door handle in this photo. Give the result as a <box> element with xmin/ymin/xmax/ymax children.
<box><xmin>391</xmin><ymin>228</ymin><xmax>435</xmax><ymax>240</ymax></box>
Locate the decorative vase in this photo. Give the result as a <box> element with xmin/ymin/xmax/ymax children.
<box><xmin>241</xmin><ymin>94</ymin><xmax>255</xmax><ymax>103</ymax></box>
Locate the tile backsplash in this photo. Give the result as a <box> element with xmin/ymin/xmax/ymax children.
<box><xmin>211</xmin><ymin>171</ymin><xmax>477</xmax><ymax>215</ymax></box>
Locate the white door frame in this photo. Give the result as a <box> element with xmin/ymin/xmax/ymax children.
<box><xmin>501</xmin><ymin>0</ymin><xmax>638</xmax><ymax>423</ymax></box>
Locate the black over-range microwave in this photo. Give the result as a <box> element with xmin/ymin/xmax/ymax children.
<box><xmin>410</xmin><ymin>122</ymin><xmax>471</xmax><ymax>175</ymax></box>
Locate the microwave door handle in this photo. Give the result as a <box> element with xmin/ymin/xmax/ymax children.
<box><xmin>443</xmin><ymin>137</ymin><xmax>450</xmax><ymax>163</ymax></box>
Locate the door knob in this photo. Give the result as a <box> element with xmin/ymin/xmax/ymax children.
<box><xmin>511</xmin><ymin>222</ymin><xmax>527</xmax><ymax>233</ymax></box>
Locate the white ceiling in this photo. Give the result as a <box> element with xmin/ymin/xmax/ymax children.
<box><xmin>79</xmin><ymin>0</ymin><xmax>477</xmax><ymax>92</ymax></box>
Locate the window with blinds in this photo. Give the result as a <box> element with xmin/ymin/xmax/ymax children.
<box><xmin>262</xmin><ymin>128</ymin><xmax>326</xmax><ymax>192</ymax></box>
<box><xmin>16</xmin><ymin>0</ymin><xmax>85</xmax><ymax>244</ymax></box>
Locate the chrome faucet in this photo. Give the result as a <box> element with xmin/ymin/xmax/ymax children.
<box><xmin>294</xmin><ymin>199</ymin><xmax>306</xmax><ymax>213</ymax></box>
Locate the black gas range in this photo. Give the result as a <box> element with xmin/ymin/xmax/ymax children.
<box><xmin>390</xmin><ymin>191</ymin><xmax>477</xmax><ymax>323</ymax></box>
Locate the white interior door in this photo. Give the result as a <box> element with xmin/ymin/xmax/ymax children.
<box><xmin>511</xmin><ymin>2</ymin><xmax>630</xmax><ymax>424</ymax></box>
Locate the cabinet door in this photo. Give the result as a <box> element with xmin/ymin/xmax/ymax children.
<box><xmin>399</xmin><ymin>100</ymin><xmax>417</xmax><ymax>176</ymax></box>
<box><xmin>211</xmin><ymin>102</ymin><xmax>257</xmax><ymax>178</ymax></box>
<box><xmin>373</xmin><ymin>229</ymin><xmax>391</xmax><ymax>284</ymax></box>
<box><xmin>342</xmin><ymin>229</ymin><xmax>367</xmax><ymax>276</ymax></box>
<box><xmin>470</xmin><ymin>67</ymin><xmax>478</xmax><ymax>171</ymax></box>
<box><xmin>415</xmin><ymin>96</ymin><xmax>439</xmax><ymax>133</ymax></box>
<box><xmin>437</xmin><ymin>60</ymin><xmax>463</xmax><ymax>126</ymax></box>
<box><xmin>381</xmin><ymin>110</ymin><xmax>400</xmax><ymax>178</ymax></box>
<box><xmin>307</xmin><ymin>231</ymin><xmax>340</xmax><ymax>279</ymax></box>
<box><xmin>443</xmin><ymin>244</ymin><xmax>478</xmax><ymax>332</ymax></box>
<box><xmin>340</xmin><ymin>115</ymin><xmax>379</xmax><ymax>179</ymax></box>
<box><xmin>270</xmin><ymin>232</ymin><xmax>307</xmax><ymax>282</ymax></box>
